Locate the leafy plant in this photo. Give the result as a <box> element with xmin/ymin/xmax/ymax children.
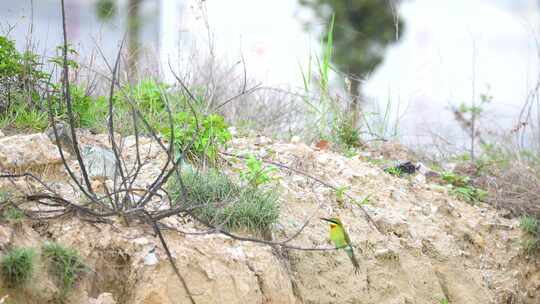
<box><xmin>0</xmin><ymin>36</ymin><xmax>22</xmax><ymax>80</ymax></box>
<box><xmin>0</xmin><ymin>35</ymin><xmax>50</xmax><ymax>117</ymax></box>
<box><xmin>384</xmin><ymin>166</ymin><xmax>403</xmax><ymax>177</ymax></box>
<box><xmin>439</xmin><ymin>299</ymin><xmax>449</xmax><ymax>304</ymax></box>
<box><xmin>520</xmin><ymin>216</ymin><xmax>539</xmax><ymax>236</ymax></box>
<box><xmin>130</xmin><ymin>79</ymin><xmax>168</xmax><ymax>114</ymax></box>
<box><xmin>441</xmin><ymin>171</ymin><xmax>487</xmax><ymax>204</ymax></box>
<box><xmin>441</xmin><ymin>172</ymin><xmax>470</xmax><ymax>187</ymax></box>
<box><xmin>170</xmin><ymin>169</ymin><xmax>279</xmax><ymax>234</ymax></box>
<box><xmin>0</xmin><ymin>247</ymin><xmax>35</xmax><ymax>287</ymax></box>
<box><xmin>42</xmin><ymin>242</ymin><xmax>86</xmax><ymax>296</ymax></box>
<box><xmin>240</xmin><ymin>155</ymin><xmax>277</xmax><ymax>188</ymax></box>
<box><xmin>49</xmin><ymin>44</ymin><xmax>79</xmax><ymax>69</ymax></box>
<box><xmin>162</xmin><ymin>112</ymin><xmax>232</xmax><ymax>163</ymax></box>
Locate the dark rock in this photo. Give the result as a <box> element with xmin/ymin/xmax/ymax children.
<box><xmin>46</xmin><ymin>122</ymin><xmax>75</xmax><ymax>155</ymax></box>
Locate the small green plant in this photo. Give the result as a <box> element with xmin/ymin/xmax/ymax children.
<box><xmin>12</xmin><ymin>105</ymin><xmax>49</xmax><ymax>130</ymax></box>
<box><xmin>441</xmin><ymin>171</ymin><xmax>487</xmax><ymax>204</ymax></box>
<box><xmin>0</xmin><ymin>247</ymin><xmax>35</xmax><ymax>287</ymax></box>
<box><xmin>334</xmin><ymin>115</ymin><xmax>361</xmax><ymax>149</ymax></box>
<box><xmin>240</xmin><ymin>155</ymin><xmax>277</xmax><ymax>188</ymax></box>
<box><xmin>42</xmin><ymin>242</ymin><xmax>86</xmax><ymax>296</ymax></box>
<box><xmin>449</xmin><ymin>186</ymin><xmax>487</xmax><ymax>204</ymax></box>
<box><xmin>49</xmin><ymin>44</ymin><xmax>80</xmax><ymax>70</ymax></box>
<box><xmin>334</xmin><ymin>186</ymin><xmax>348</xmax><ymax>203</ymax></box>
<box><xmin>170</xmin><ymin>169</ymin><xmax>279</xmax><ymax>234</ymax></box>
<box><xmin>131</xmin><ymin>79</ymin><xmax>168</xmax><ymax>114</ymax></box>
<box><xmin>3</xmin><ymin>207</ymin><xmax>24</xmax><ymax>223</ymax></box>
<box><xmin>519</xmin><ymin>216</ymin><xmax>539</xmax><ymax>254</ymax></box>
<box><xmin>0</xmin><ymin>188</ymin><xmax>9</xmax><ymax>202</ymax></box>
<box><xmin>454</xmin><ymin>87</ymin><xmax>492</xmax><ymax>160</ymax></box>
<box><xmin>520</xmin><ymin>216</ymin><xmax>539</xmax><ymax>235</ymax></box>
<box><xmin>357</xmin><ymin>194</ymin><xmax>372</xmax><ymax>206</ymax></box>
<box><xmin>384</xmin><ymin>166</ymin><xmax>403</xmax><ymax>177</ymax></box>
<box><xmin>343</xmin><ymin>147</ymin><xmax>358</xmax><ymax>158</ymax></box>
<box><xmin>162</xmin><ymin>112</ymin><xmax>232</xmax><ymax>163</ymax></box>
<box><xmin>0</xmin><ymin>36</ymin><xmax>50</xmax><ymax>116</ymax></box>
<box><xmin>441</xmin><ymin>172</ymin><xmax>470</xmax><ymax>187</ymax></box>
<box><xmin>439</xmin><ymin>298</ymin><xmax>449</xmax><ymax>304</ymax></box>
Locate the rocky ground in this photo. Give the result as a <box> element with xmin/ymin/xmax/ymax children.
<box><xmin>0</xmin><ymin>130</ymin><xmax>538</xmax><ymax>303</ymax></box>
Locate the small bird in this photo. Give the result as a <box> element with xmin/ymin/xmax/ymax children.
<box><xmin>321</xmin><ymin>217</ymin><xmax>360</xmax><ymax>274</ymax></box>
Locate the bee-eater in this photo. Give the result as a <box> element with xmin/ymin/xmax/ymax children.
<box><xmin>321</xmin><ymin>217</ymin><xmax>360</xmax><ymax>274</ymax></box>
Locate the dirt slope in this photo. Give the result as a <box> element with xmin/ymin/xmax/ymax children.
<box><xmin>0</xmin><ymin>132</ymin><xmax>537</xmax><ymax>303</ymax></box>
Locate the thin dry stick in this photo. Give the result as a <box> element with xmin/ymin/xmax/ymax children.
<box><xmin>220</xmin><ymin>151</ymin><xmax>381</xmax><ymax>234</ymax></box>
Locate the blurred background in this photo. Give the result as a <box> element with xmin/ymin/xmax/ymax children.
<box><xmin>1</xmin><ymin>0</ymin><xmax>539</xmax><ymax>153</ymax></box>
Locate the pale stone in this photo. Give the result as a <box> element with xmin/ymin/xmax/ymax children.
<box><xmin>82</xmin><ymin>145</ymin><xmax>118</xmax><ymax>179</ymax></box>
<box><xmin>88</xmin><ymin>293</ymin><xmax>116</xmax><ymax>304</ymax></box>
<box><xmin>0</xmin><ymin>133</ymin><xmax>70</xmax><ymax>169</ymax></box>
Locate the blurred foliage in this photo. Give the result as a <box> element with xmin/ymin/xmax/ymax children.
<box><xmin>0</xmin><ymin>36</ymin><xmax>50</xmax><ymax>114</ymax></box>
<box><xmin>96</xmin><ymin>0</ymin><xmax>117</xmax><ymax>21</ymax></box>
<box><xmin>299</xmin><ymin>0</ymin><xmax>404</xmax><ymax>95</ymax></box>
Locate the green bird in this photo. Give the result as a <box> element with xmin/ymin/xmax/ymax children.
<box><xmin>321</xmin><ymin>217</ymin><xmax>360</xmax><ymax>274</ymax></box>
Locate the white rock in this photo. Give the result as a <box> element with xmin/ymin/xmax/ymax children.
<box><xmin>414</xmin><ymin>173</ymin><xmax>426</xmax><ymax>184</ymax></box>
<box><xmin>258</xmin><ymin>148</ymin><xmax>269</xmax><ymax>158</ymax></box>
<box><xmin>82</xmin><ymin>145</ymin><xmax>118</xmax><ymax>179</ymax></box>
<box><xmin>143</xmin><ymin>250</ymin><xmax>159</xmax><ymax>266</ymax></box>
<box><xmin>290</xmin><ymin>135</ymin><xmax>301</xmax><ymax>143</ymax></box>
<box><xmin>255</xmin><ymin>136</ymin><xmax>272</xmax><ymax>145</ymax></box>
<box><xmin>88</xmin><ymin>293</ymin><xmax>116</xmax><ymax>304</ymax></box>
<box><xmin>0</xmin><ymin>133</ymin><xmax>70</xmax><ymax>169</ymax></box>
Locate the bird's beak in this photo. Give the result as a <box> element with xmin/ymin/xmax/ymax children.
<box><xmin>320</xmin><ymin>217</ymin><xmax>332</xmax><ymax>223</ymax></box>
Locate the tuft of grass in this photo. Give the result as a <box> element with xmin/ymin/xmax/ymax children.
<box><xmin>42</xmin><ymin>242</ymin><xmax>86</xmax><ymax>296</ymax></box>
<box><xmin>3</xmin><ymin>207</ymin><xmax>24</xmax><ymax>223</ymax></box>
<box><xmin>0</xmin><ymin>247</ymin><xmax>35</xmax><ymax>287</ymax></box>
<box><xmin>0</xmin><ymin>188</ymin><xmax>9</xmax><ymax>202</ymax></box>
<box><xmin>333</xmin><ymin>114</ymin><xmax>361</xmax><ymax>149</ymax></box>
<box><xmin>170</xmin><ymin>169</ymin><xmax>280</xmax><ymax>234</ymax></box>
<box><xmin>449</xmin><ymin>186</ymin><xmax>487</xmax><ymax>204</ymax></box>
<box><xmin>519</xmin><ymin>216</ymin><xmax>538</xmax><ymax>235</ymax></box>
<box><xmin>519</xmin><ymin>216</ymin><xmax>539</xmax><ymax>254</ymax></box>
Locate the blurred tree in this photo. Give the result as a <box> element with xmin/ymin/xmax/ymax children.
<box><xmin>95</xmin><ymin>0</ymin><xmax>141</xmax><ymax>77</ymax></box>
<box><xmin>299</xmin><ymin>0</ymin><xmax>404</xmax><ymax>126</ymax></box>
<box><xmin>96</xmin><ymin>0</ymin><xmax>116</xmax><ymax>21</ymax></box>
